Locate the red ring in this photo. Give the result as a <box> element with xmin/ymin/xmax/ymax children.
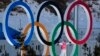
<box><xmin>66</xmin><ymin>1</ymin><xmax>92</xmax><ymax>45</ymax></box>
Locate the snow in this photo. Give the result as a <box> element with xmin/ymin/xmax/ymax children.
<box><xmin>0</xmin><ymin>0</ymin><xmax>100</xmax><ymax>56</ymax></box>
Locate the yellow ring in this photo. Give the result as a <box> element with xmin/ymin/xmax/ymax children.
<box><xmin>22</xmin><ymin>22</ymin><xmax>49</xmax><ymax>56</ymax></box>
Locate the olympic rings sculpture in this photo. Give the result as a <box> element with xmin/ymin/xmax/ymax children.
<box><xmin>3</xmin><ymin>0</ymin><xmax>92</xmax><ymax>56</ymax></box>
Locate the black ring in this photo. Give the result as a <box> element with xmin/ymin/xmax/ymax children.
<box><xmin>36</xmin><ymin>1</ymin><xmax>64</xmax><ymax>46</ymax></box>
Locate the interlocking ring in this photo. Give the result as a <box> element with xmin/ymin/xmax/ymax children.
<box><xmin>3</xmin><ymin>1</ymin><xmax>34</xmax><ymax>47</ymax></box>
<box><xmin>64</xmin><ymin>0</ymin><xmax>92</xmax><ymax>45</ymax></box>
<box><xmin>51</xmin><ymin>21</ymin><xmax>78</xmax><ymax>56</ymax></box>
<box><xmin>22</xmin><ymin>22</ymin><xmax>49</xmax><ymax>56</ymax></box>
<box><xmin>3</xmin><ymin>0</ymin><xmax>93</xmax><ymax>56</ymax></box>
<box><xmin>35</xmin><ymin>1</ymin><xmax>64</xmax><ymax>46</ymax></box>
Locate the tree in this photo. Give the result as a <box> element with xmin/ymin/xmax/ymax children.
<box><xmin>82</xmin><ymin>43</ymin><xmax>92</xmax><ymax>56</ymax></box>
<box><xmin>34</xmin><ymin>0</ymin><xmax>71</xmax><ymax>15</ymax></box>
<box><xmin>96</xmin><ymin>33</ymin><xmax>100</xmax><ymax>43</ymax></box>
<box><xmin>93</xmin><ymin>45</ymin><xmax>100</xmax><ymax>56</ymax></box>
<box><xmin>93</xmin><ymin>33</ymin><xmax>100</xmax><ymax>56</ymax></box>
<box><xmin>15</xmin><ymin>33</ymin><xmax>36</xmax><ymax>56</ymax></box>
<box><xmin>82</xmin><ymin>43</ymin><xmax>88</xmax><ymax>56</ymax></box>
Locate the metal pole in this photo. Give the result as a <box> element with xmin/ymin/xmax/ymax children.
<box><xmin>74</xmin><ymin>4</ymin><xmax>79</xmax><ymax>56</ymax></box>
<box><xmin>74</xmin><ymin>5</ymin><xmax>78</xmax><ymax>30</ymax></box>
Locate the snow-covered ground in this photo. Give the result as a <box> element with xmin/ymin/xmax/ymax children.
<box><xmin>0</xmin><ymin>0</ymin><xmax>100</xmax><ymax>56</ymax></box>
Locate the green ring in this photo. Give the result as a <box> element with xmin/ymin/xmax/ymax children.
<box><xmin>51</xmin><ymin>21</ymin><xmax>78</xmax><ymax>56</ymax></box>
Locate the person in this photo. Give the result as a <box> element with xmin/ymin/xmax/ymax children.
<box><xmin>57</xmin><ymin>40</ymin><xmax>71</xmax><ymax>56</ymax></box>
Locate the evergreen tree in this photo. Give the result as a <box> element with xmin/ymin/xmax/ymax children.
<box><xmin>34</xmin><ymin>0</ymin><xmax>74</xmax><ymax>15</ymax></box>
<box><xmin>93</xmin><ymin>33</ymin><xmax>100</xmax><ymax>56</ymax></box>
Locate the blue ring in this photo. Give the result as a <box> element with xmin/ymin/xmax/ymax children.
<box><xmin>4</xmin><ymin>1</ymin><xmax>34</xmax><ymax>47</ymax></box>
